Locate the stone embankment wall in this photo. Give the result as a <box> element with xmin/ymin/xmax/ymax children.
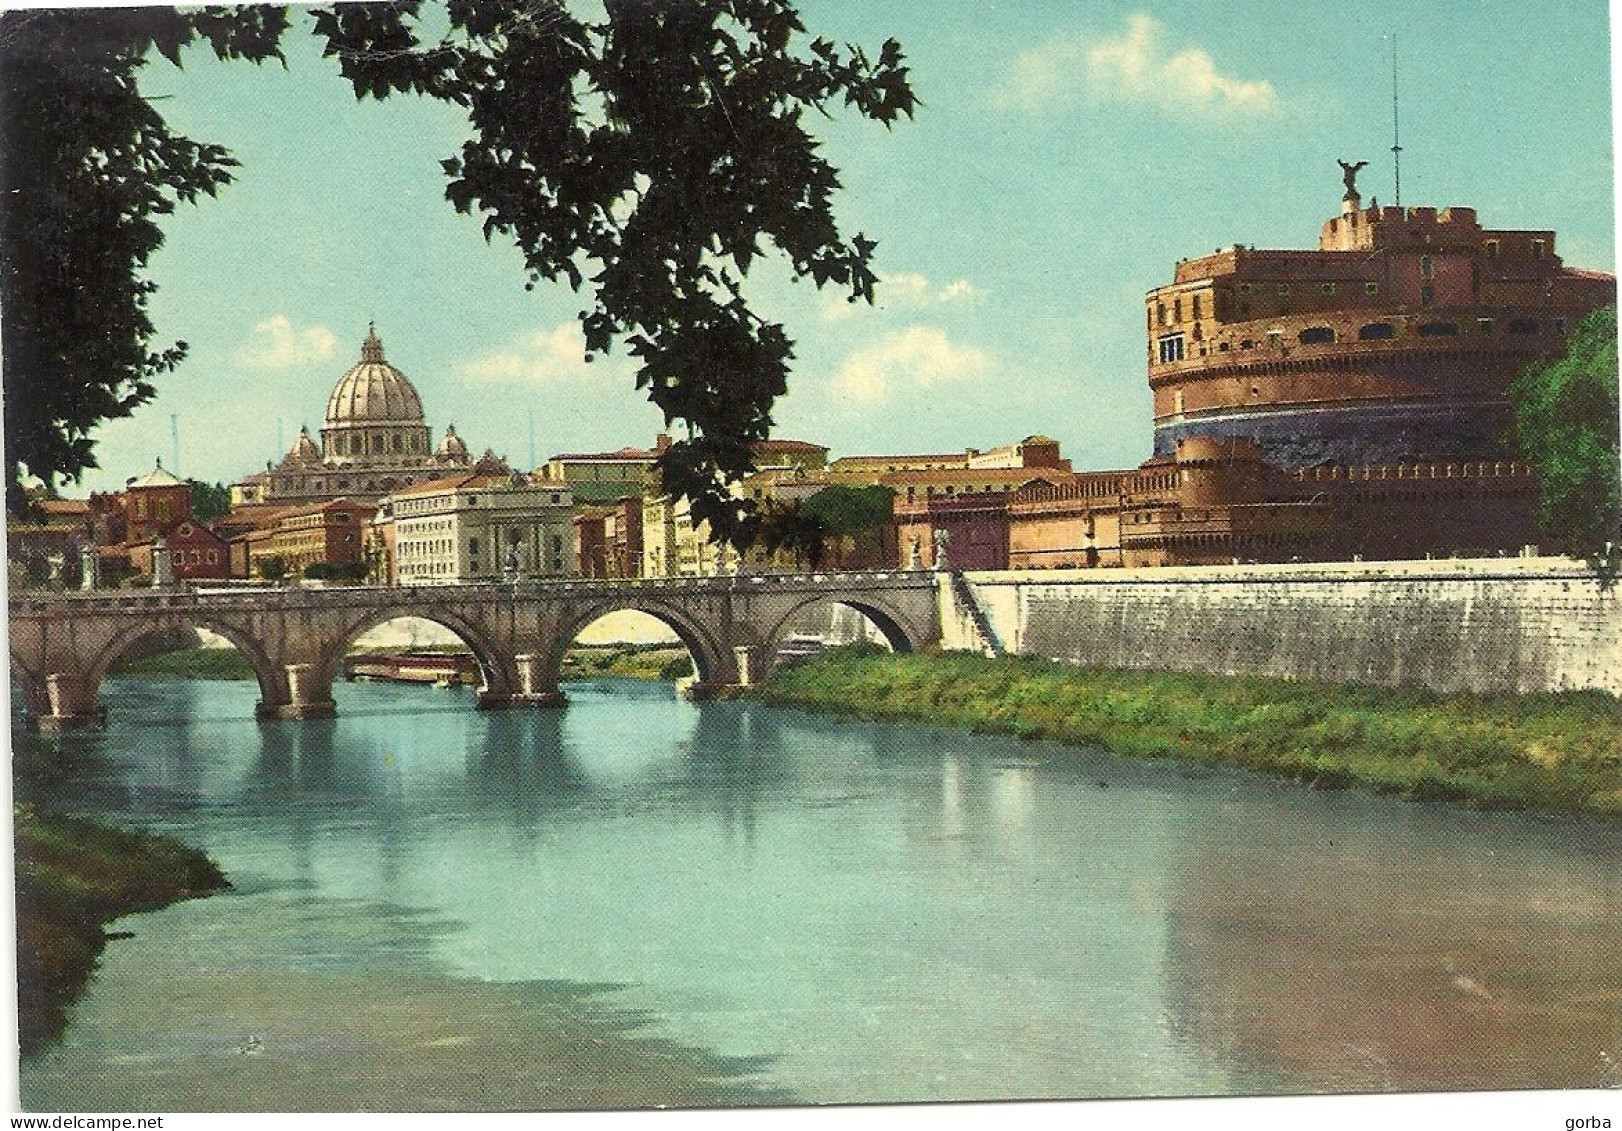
<box><xmin>939</xmin><ymin>558</ymin><xmax>1622</xmax><ymax>696</ymax></box>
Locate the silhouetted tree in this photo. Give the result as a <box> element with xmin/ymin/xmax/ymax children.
<box><xmin>1</xmin><ymin>2</ymin><xmax>915</xmax><ymax>539</ymax></box>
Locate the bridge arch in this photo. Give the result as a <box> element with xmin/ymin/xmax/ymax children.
<box><xmin>90</xmin><ymin>614</ymin><xmax>290</xmax><ymax>718</ymax></box>
<box><xmin>758</xmin><ymin>593</ymin><xmax>924</xmax><ymax>668</ymax></box>
<box><xmin>311</xmin><ymin>603</ymin><xmax>520</xmax><ymax>706</ymax></box>
<box><xmin>547</xmin><ymin>598</ymin><xmax>732</xmax><ymax>691</ymax></box>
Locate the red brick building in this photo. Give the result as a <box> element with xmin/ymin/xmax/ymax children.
<box><xmin>1147</xmin><ymin>198</ymin><xmax>1615</xmax><ymax>467</ymax></box>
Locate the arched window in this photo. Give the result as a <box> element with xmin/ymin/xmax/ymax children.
<box><xmin>1298</xmin><ymin>326</ymin><xmax>1336</xmax><ymax>345</ymax></box>
<box><xmin>1358</xmin><ymin>322</ymin><xmax>1396</xmax><ymax>340</ymax></box>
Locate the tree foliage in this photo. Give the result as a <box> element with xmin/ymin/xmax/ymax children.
<box><xmin>1508</xmin><ymin>305</ymin><xmax>1620</xmax><ymax>559</ymax></box>
<box><xmin>0</xmin><ymin>7</ymin><xmax>290</xmax><ymax>515</ymax></box>
<box><xmin>188</xmin><ymin>480</ymin><xmax>232</xmax><ymax>523</ymax></box>
<box><xmin>2</xmin><ymin>2</ymin><xmax>916</xmax><ymax>538</ymax></box>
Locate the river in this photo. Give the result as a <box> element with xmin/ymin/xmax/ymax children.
<box><xmin>19</xmin><ymin>676</ymin><xmax>1622</xmax><ymax>1110</ymax></box>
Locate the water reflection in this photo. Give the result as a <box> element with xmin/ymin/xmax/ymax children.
<box><xmin>1160</xmin><ymin>790</ymin><xmax>1622</xmax><ymax>1093</ymax></box>
<box><xmin>28</xmin><ymin>675</ymin><xmax>1622</xmax><ymax>1107</ymax></box>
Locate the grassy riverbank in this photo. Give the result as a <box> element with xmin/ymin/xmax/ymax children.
<box><xmin>561</xmin><ymin>644</ymin><xmax>693</xmax><ymax>682</ymax></box>
<box><xmin>13</xmin><ymin>775</ymin><xmax>228</xmax><ymax>1055</ymax></box>
<box><xmin>117</xmin><ymin>645</ymin><xmax>696</xmax><ymax>682</ymax></box>
<box><xmin>115</xmin><ymin>647</ymin><xmax>257</xmax><ymax>679</ymax></box>
<box><xmin>753</xmin><ymin>650</ymin><xmax>1622</xmax><ymax>816</ymax></box>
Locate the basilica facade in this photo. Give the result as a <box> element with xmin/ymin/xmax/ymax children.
<box><xmin>231</xmin><ymin>325</ymin><xmax>501</xmax><ymax>507</ymax></box>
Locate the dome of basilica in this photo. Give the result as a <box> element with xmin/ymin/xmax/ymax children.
<box><xmin>324</xmin><ymin>324</ymin><xmax>426</xmax><ymax>427</ymax></box>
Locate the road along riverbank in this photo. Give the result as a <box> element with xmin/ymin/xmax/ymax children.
<box><xmin>749</xmin><ymin>649</ymin><xmax>1622</xmax><ymax>816</ymax></box>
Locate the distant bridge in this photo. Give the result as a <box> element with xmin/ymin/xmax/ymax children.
<box><xmin>7</xmin><ymin>573</ymin><xmax>943</xmax><ymax>729</ymax></box>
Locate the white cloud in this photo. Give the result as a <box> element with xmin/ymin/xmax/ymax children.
<box><xmin>455</xmin><ymin>322</ymin><xmax>622</xmax><ymax>387</ymax></box>
<box><xmin>822</xmin><ymin>272</ymin><xmax>984</xmax><ymax>323</ymax></box>
<box><xmin>831</xmin><ymin>326</ymin><xmax>993</xmax><ymax>403</ymax></box>
<box><xmin>991</xmin><ymin>14</ymin><xmax>1278</xmax><ymax>116</ymax></box>
<box><xmin>234</xmin><ymin>315</ymin><xmax>337</xmax><ymax>370</ymax></box>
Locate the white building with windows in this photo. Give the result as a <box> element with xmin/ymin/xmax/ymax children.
<box><xmin>381</xmin><ymin>471</ymin><xmax>575</xmax><ymax>585</ymax></box>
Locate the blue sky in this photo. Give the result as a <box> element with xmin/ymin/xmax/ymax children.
<box><xmin>73</xmin><ymin>0</ymin><xmax>1616</xmax><ymax>493</ymax></box>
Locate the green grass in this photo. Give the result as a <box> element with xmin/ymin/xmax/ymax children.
<box><xmin>114</xmin><ymin>647</ymin><xmax>257</xmax><ymax>680</ymax></box>
<box><xmin>113</xmin><ymin>645</ymin><xmax>701</xmax><ymax>683</ymax></box>
<box><xmin>561</xmin><ymin>645</ymin><xmax>694</xmax><ymax>682</ymax></box>
<box><xmin>13</xmin><ymin>796</ymin><xmax>227</xmax><ymax>1056</ymax></box>
<box><xmin>753</xmin><ymin>650</ymin><xmax>1622</xmax><ymax>817</ymax></box>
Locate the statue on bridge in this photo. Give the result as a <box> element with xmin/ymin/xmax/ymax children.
<box><xmin>932</xmin><ymin>528</ymin><xmax>949</xmax><ymax>571</ymax></box>
<box><xmin>907</xmin><ymin>536</ymin><xmax>922</xmax><ymax>570</ymax></box>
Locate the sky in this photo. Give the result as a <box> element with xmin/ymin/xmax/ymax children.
<box><xmin>54</xmin><ymin>0</ymin><xmax>1618</xmax><ymax>494</ymax></box>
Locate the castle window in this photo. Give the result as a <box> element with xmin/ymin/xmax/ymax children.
<box><xmin>1509</xmin><ymin>318</ymin><xmax>1539</xmax><ymax>335</ymax></box>
<box><xmin>1238</xmin><ymin>283</ymin><xmax>1253</xmax><ymax>295</ymax></box>
<box><xmin>1321</xmin><ymin>282</ymin><xmax>1336</xmax><ymax>295</ymax></box>
<box><xmin>1555</xmin><ymin>318</ymin><xmax>1567</xmax><ymax>334</ymax></box>
<box><xmin>1357</xmin><ymin>322</ymin><xmax>1396</xmax><ymax>342</ymax></box>
<box><xmin>1157</xmin><ymin>334</ymin><xmax>1186</xmax><ymax>363</ymax></box>
<box><xmin>1298</xmin><ymin>326</ymin><xmax>1336</xmax><ymax>345</ymax></box>
<box><xmin>1420</xmin><ymin>255</ymin><xmax>1434</xmax><ymax>280</ymax></box>
<box><xmin>1265</xmin><ymin>330</ymin><xmax>1283</xmax><ymax>349</ymax></box>
<box><xmin>1365</xmin><ymin>282</ymin><xmax>1381</xmax><ymax>296</ymax></box>
<box><xmin>1477</xmin><ymin>318</ymin><xmax>1494</xmax><ymax>335</ymax></box>
<box><xmin>1421</xmin><ymin>285</ymin><xmax>1435</xmax><ymax>307</ymax></box>
<box><xmin>1417</xmin><ymin>322</ymin><xmax>1459</xmax><ymax>337</ymax></box>
<box><xmin>1173</xmin><ymin>299</ymin><xmax>1182</xmax><ymax>322</ymax></box>
<box><xmin>1531</xmin><ymin>239</ymin><xmax>1546</xmax><ymax>260</ymax></box>
<box><xmin>1239</xmin><ymin>339</ymin><xmax>1254</xmax><ymax>350</ymax></box>
<box><xmin>1485</xmin><ymin>240</ymin><xmax>1500</xmax><ymax>258</ymax></box>
<box><xmin>1276</xmin><ymin>284</ymin><xmax>1291</xmax><ymax>297</ymax></box>
<box><xmin>1219</xmin><ymin>341</ymin><xmax>1230</xmax><ymax>351</ymax></box>
<box><xmin>1192</xmin><ymin>295</ymin><xmax>1202</xmax><ymax>320</ymax></box>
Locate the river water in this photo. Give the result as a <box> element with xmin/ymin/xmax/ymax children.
<box><xmin>19</xmin><ymin>676</ymin><xmax>1622</xmax><ymax>1110</ymax></box>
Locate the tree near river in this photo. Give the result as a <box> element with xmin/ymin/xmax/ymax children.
<box><xmin>1507</xmin><ymin>305</ymin><xmax>1620</xmax><ymax>564</ymax></box>
<box><xmin>0</xmin><ymin>1</ymin><xmax>916</xmax><ymax>543</ymax></box>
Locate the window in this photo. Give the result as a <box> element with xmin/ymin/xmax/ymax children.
<box><xmin>1276</xmin><ymin>284</ymin><xmax>1291</xmax><ymax>297</ymax></box>
<box><xmin>1485</xmin><ymin>240</ymin><xmax>1500</xmax><ymax>258</ymax></box>
<box><xmin>1173</xmin><ymin>298</ymin><xmax>1182</xmax><ymax>322</ymax></box>
<box><xmin>1192</xmin><ymin>295</ymin><xmax>1202</xmax><ymax>320</ymax></box>
<box><xmin>1157</xmin><ymin>334</ymin><xmax>1186</xmax><ymax>363</ymax></box>
<box><xmin>469</xmin><ymin>537</ymin><xmax>480</xmax><ymax>554</ymax></box>
<box><xmin>1321</xmin><ymin>282</ymin><xmax>1336</xmax><ymax>295</ymax></box>
<box><xmin>1477</xmin><ymin>318</ymin><xmax>1494</xmax><ymax>335</ymax></box>
<box><xmin>1266</xmin><ymin>330</ymin><xmax>1283</xmax><ymax>349</ymax></box>
<box><xmin>1238</xmin><ymin>283</ymin><xmax>1253</xmax><ymax>295</ymax></box>
<box><xmin>1555</xmin><ymin>318</ymin><xmax>1567</xmax><ymax>334</ymax></box>
<box><xmin>1531</xmin><ymin>239</ymin><xmax>1546</xmax><ymax>260</ymax></box>
<box><xmin>1298</xmin><ymin>326</ymin><xmax>1336</xmax><ymax>345</ymax></box>
<box><xmin>1421</xmin><ymin>285</ymin><xmax>1435</xmax><ymax>307</ymax></box>
<box><xmin>1420</xmin><ymin>255</ymin><xmax>1434</xmax><ymax>280</ymax></box>
<box><xmin>1365</xmin><ymin>282</ymin><xmax>1381</xmax><ymax>296</ymax></box>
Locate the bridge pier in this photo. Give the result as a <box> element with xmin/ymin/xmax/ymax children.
<box><xmin>278</xmin><ymin>663</ymin><xmax>336</xmax><ymax>720</ymax></box>
<box><xmin>508</xmin><ymin>653</ymin><xmax>567</xmax><ymax>708</ymax></box>
<box><xmin>38</xmin><ymin>673</ymin><xmax>106</xmax><ymax>731</ymax></box>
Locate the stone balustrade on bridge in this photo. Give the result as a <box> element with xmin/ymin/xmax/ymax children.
<box><xmin>7</xmin><ymin>572</ymin><xmax>944</xmax><ymax>730</ymax></box>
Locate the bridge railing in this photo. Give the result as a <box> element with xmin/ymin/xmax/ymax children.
<box><xmin>7</xmin><ymin>569</ymin><xmax>941</xmax><ymax>613</ymax></box>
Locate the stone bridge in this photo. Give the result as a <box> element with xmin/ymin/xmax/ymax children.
<box><xmin>8</xmin><ymin>572</ymin><xmax>943</xmax><ymax>729</ymax></box>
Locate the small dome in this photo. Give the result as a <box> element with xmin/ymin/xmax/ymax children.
<box><xmin>282</xmin><ymin>425</ymin><xmax>323</xmax><ymax>467</ymax></box>
<box><xmin>325</xmin><ymin>324</ymin><xmax>426</xmax><ymax>427</ymax></box>
<box><xmin>436</xmin><ymin>423</ymin><xmax>469</xmax><ymax>462</ymax></box>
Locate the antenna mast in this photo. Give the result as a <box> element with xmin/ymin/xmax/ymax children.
<box><xmin>1390</xmin><ymin>32</ymin><xmax>1403</xmax><ymax>208</ymax></box>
